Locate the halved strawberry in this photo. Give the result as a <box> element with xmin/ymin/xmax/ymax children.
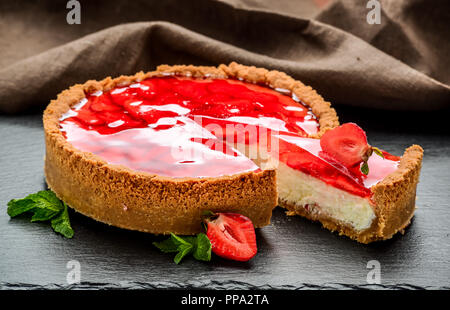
<box><xmin>204</xmin><ymin>212</ymin><xmax>257</xmax><ymax>262</ymax></box>
<box><xmin>320</xmin><ymin>123</ymin><xmax>372</xmax><ymax>169</ymax></box>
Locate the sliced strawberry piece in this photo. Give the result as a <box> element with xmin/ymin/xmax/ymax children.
<box><xmin>158</xmin><ymin>93</ymin><xmax>184</xmax><ymax>106</ymax></box>
<box><xmin>206</xmin><ymin>80</ymin><xmax>247</xmax><ymax>94</ymax></box>
<box><xmin>154</xmin><ymin>78</ymin><xmax>173</xmax><ymax>94</ymax></box>
<box><xmin>121</xmin><ymin>101</ymin><xmax>147</xmax><ymax>119</ymax></box>
<box><xmin>97</xmin><ymin>111</ymin><xmax>124</xmax><ymax>124</ymax></box>
<box><xmin>202</xmin><ymin>93</ymin><xmax>232</xmax><ymax>103</ymax></box>
<box><xmin>97</xmin><ymin>111</ymin><xmax>145</xmax><ymax>129</ymax></box>
<box><xmin>320</xmin><ymin>123</ymin><xmax>372</xmax><ymax>168</ymax></box>
<box><xmin>140</xmin><ymin>79</ymin><xmax>158</xmax><ymax>89</ymax></box>
<box><xmin>204</xmin><ymin>213</ymin><xmax>257</xmax><ymax>262</ymax></box>
<box><xmin>224</xmin><ymin>99</ymin><xmax>253</xmax><ymax>114</ymax></box>
<box><xmin>139</xmin><ymin>79</ymin><xmax>159</xmax><ymax>95</ymax></box>
<box><xmin>73</xmin><ymin>109</ymin><xmax>105</xmax><ymax>126</ymax></box>
<box><xmin>174</xmin><ymin>80</ymin><xmax>208</xmax><ymax>99</ymax></box>
<box><xmin>89</xmin><ymin>94</ymin><xmax>122</xmax><ymax>112</ymax></box>
<box><xmin>109</xmin><ymin>87</ymin><xmax>138</xmax><ymax>106</ymax></box>
<box><xmin>144</xmin><ymin>110</ymin><xmax>178</xmax><ymax>124</ymax></box>
<box><xmin>132</xmin><ymin>87</ymin><xmax>156</xmax><ymax>101</ymax></box>
<box><xmin>125</xmin><ymin>104</ymin><xmax>178</xmax><ymax>125</ymax></box>
<box><xmin>239</xmin><ymin>91</ymin><xmax>278</xmax><ymax>105</ymax></box>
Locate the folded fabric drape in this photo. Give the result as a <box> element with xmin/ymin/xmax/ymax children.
<box><xmin>0</xmin><ymin>0</ymin><xmax>448</xmax><ymax>113</ymax></box>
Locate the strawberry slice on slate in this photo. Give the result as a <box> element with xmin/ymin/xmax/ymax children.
<box><xmin>320</xmin><ymin>123</ymin><xmax>377</xmax><ymax>175</ymax></box>
<box><xmin>204</xmin><ymin>212</ymin><xmax>257</xmax><ymax>262</ymax></box>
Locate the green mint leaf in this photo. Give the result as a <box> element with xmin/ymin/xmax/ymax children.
<box><xmin>29</xmin><ymin>190</ymin><xmax>61</xmax><ymax>204</ymax></box>
<box><xmin>8</xmin><ymin>190</ymin><xmax>64</xmax><ymax>220</ymax></box>
<box><xmin>153</xmin><ymin>237</ymin><xmax>179</xmax><ymax>253</ymax></box>
<box><xmin>361</xmin><ymin>162</ymin><xmax>369</xmax><ymax>175</ymax></box>
<box><xmin>170</xmin><ymin>233</ymin><xmax>195</xmax><ymax>246</ymax></box>
<box><xmin>7</xmin><ymin>190</ymin><xmax>74</xmax><ymax>238</ymax></box>
<box><xmin>30</xmin><ymin>207</ymin><xmax>61</xmax><ymax>222</ymax></box>
<box><xmin>170</xmin><ymin>233</ymin><xmax>194</xmax><ymax>264</ymax></box>
<box><xmin>7</xmin><ymin>198</ymin><xmax>36</xmax><ymax>217</ymax></box>
<box><xmin>174</xmin><ymin>244</ymin><xmax>194</xmax><ymax>264</ymax></box>
<box><xmin>372</xmin><ymin>147</ymin><xmax>385</xmax><ymax>159</ymax></box>
<box><xmin>50</xmin><ymin>203</ymin><xmax>74</xmax><ymax>238</ymax></box>
<box><xmin>192</xmin><ymin>233</ymin><xmax>211</xmax><ymax>262</ymax></box>
<box><xmin>153</xmin><ymin>233</ymin><xmax>211</xmax><ymax>264</ymax></box>
<box><xmin>27</xmin><ymin>191</ymin><xmax>63</xmax><ymax>210</ymax></box>
<box><xmin>29</xmin><ymin>192</ymin><xmax>64</xmax><ymax>222</ymax></box>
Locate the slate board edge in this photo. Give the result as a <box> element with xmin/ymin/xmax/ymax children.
<box><xmin>1</xmin><ymin>281</ymin><xmax>448</xmax><ymax>290</ymax></box>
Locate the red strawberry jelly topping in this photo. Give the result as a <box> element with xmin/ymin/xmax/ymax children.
<box><xmin>60</xmin><ymin>76</ymin><xmax>399</xmax><ymax>198</ymax></box>
<box><xmin>277</xmin><ymin>135</ymin><xmax>399</xmax><ymax>198</ymax></box>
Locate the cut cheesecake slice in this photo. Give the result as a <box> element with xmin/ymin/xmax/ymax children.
<box><xmin>274</xmin><ymin>135</ymin><xmax>423</xmax><ymax>243</ymax></box>
<box><xmin>43</xmin><ymin>62</ymin><xmax>423</xmax><ymax>243</ymax></box>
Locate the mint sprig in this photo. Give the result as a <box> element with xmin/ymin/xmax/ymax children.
<box><xmin>50</xmin><ymin>203</ymin><xmax>74</xmax><ymax>238</ymax></box>
<box><xmin>7</xmin><ymin>190</ymin><xmax>74</xmax><ymax>238</ymax></box>
<box><xmin>153</xmin><ymin>233</ymin><xmax>211</xmax><ymax>264</ymax></box>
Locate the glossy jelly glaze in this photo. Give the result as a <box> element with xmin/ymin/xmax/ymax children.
<box><xmin>276</xmin><ymin>135</ymin><xmax>399</xmax><ymax>198</ymax></box>
<box><xmin>60</xmin><ymin>76</ymin><xmax>399</xmax><ymax>197</ymax></box>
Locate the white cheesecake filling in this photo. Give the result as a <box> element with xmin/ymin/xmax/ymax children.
<box><xmin>233</xmin><ymin>142</ymin><xmax>376</xmax><ymax>232</ymax></box>
<box><xmin>277</xmin><ymin>161</ymin><xmax>375</xmax><ymax>231</ymax></box>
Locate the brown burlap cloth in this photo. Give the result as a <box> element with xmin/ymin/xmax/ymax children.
<box><xmin>0</xmin><ymin>0</ymin><xmax>449</xmax><ymax>114</ymax></box>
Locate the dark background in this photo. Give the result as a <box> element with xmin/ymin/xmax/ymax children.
<box><xmin>1</xmin><ymin>0</ymin><xmax>449</xmax><ymax>289</ymax></box>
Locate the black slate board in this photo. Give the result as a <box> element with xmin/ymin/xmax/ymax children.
<box><xmin>1</xmin><ymin>106</ymin><xmax>449</xmax><ymax>290</ymax></box>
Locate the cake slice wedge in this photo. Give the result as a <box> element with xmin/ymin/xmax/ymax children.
<box><xmin>274</xmin><ymin>132</ymin><xmax>423</xmax><ymax>244</ymax></box>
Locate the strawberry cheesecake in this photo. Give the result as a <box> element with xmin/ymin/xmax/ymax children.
<box><xmin>43</xmin><ymin>63</ymin><xmax>423</xmax><ymax>243</ymax></box>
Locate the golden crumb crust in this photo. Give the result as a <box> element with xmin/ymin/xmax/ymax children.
<box><xmin>44</xmin><ymin>62</ymin><xmax>338</xmax><ymax>235</ymax></box>
<box><xmin>282</xmin><ymin>145</ymin><xmax>423</xmax><ymax>243</ymax></box>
